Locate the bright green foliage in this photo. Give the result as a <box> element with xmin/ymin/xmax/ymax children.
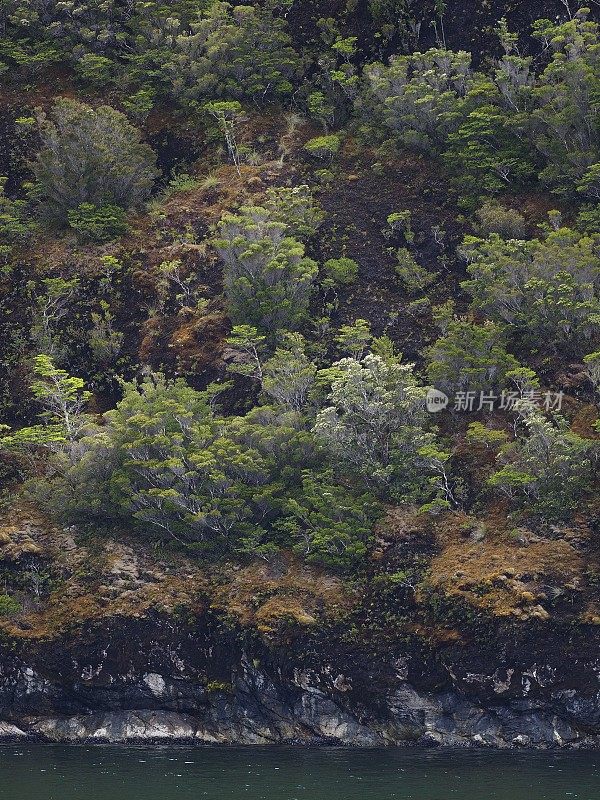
<box><xmin>488</xmin><ymin>402</ymin><xmax>595</xmax><ymax>520</ymax></box>
<box><xmin>264</xmin><ymin>185</ymin><xmax>324</xmax><ymax>240</ymax></box>
<box><xmin>322</xmin><ymin>257</ymin><xmax>359</xmax><ymax>285</ymax></box>
<box><xmin>33</xmin><ymin>99</ymin><xmax>158</xmax><ymax>221</ymax></box>
<box><xmin>74</xmin><ymin>53</ymin><xmax>114</xmax><ymax>86</ymax></box>
<box><xmin>386</xmin><ymin>210</ymin><xmax>414</xmax><ymax>242</ymax></box>
<box><xmin>307</xmin><ymin>91</ymin><xmax>336</xmax><ymax>131</ymax></box>
<box><xmin>103</xmin><ymin>376</ymin><xmax>257</xmax><ymax>550</ymax></box>
<box><xmin>215</xmin><ymin>205</ymin><xmax>318</xmax><ymax>332</ymax></box>
<box><xmin>88</xmin><ymin>301</ymin><xmax>124</xmax><ymax>364</ymax></box>
<box><xmin>395</xmin><ymin>248</ymin><xmax>436</xmax><ymax>292</ymax></box>
<box><xmin>28</xmin><ymin>277</ymin><xmax>79</xmax><ymax>360</ymax></box>
<box><xmin>465</xmin><ymin>422</ymin><xmax>509</xmax><ymax>450</ymax></box>
<box><xmin>460</xmin><ymin>224</ymin><xmax>600</xmax><ymax>348</ymax></box>
<box><xmin>444</xmin><ymin>103</ymin><xmax>535</xmax><ymax>193</ymax></box>
<box><xmin>67</xmin><ymin>203</ymin><xmax>129</xmax><ymax>242</ymax></box>
<box><xmin>167</xmin><ymin>2</ymin><xmax>300</xmax><ymax>104</ymax></box>
<box><xmin>313</xmin><ymin>353</ymin><xmax>437</xmax><ymax>495</ymax></box>
<box><xmin>275</xmin><ymin>471</ymin><xmax>378</xmax><ymax>569</ymax></box>
<box><xmin>3</xmin><ymin>355</ymin><xmax>91</xmax><ymax>449</ymax></box>
<box><xmin>323</xmin><ymin>258</ymin><xmax>358</xmax><ymax>286</ymax></box>
<box><xmin>303</xmin><ymin>135</ymin><xmax>341</xmax><ymax>159</ymax></box>
<box><xmin>50</xmin><ymin>374</ymin><xmax>377</xmax><ymax>567</ymax></box>
<box><xmin>426</xmin><ymin>318</ymin><xmax>520</xmax><ymax>394</ymax></box>
<box><xmin>262</xmin><ymin>334</ymin><xmax>317</xmax><ymax>411</ymax></box>
<box><xmin>334</xmin><ymin>319</ymin><xmax>373</xmax><ymax>358</ymax></box>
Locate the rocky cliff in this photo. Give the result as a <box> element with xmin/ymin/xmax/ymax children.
<box><xmin>0</xmin><ymin>511</ymin><xmax>598</xmax><ymax>749</ymax></box>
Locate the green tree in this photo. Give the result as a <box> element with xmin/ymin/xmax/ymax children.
<box><xmin>313</xmin><ymin>353</ymin><xmax>435</xmax><ymax>495</ymax></box>
<box><xmin>488</xmin><ymin>402</ymin><xmax>595</xmax><ymax>520</ymax></box>
<box><xmin>33</xmin><ymin>98</ymin><xmax>158</xmax><ymax>221</ymax></box>
<box><xmin>167</xmin><ymin>2</ymin><xmax>300</xmax><ymax>105</ymax></box>
<box><xmin>426</xmin><ymin>318</ymin><xmax>520</xmax><ymax>395</ymax></box>
<box><xmin>276</xmin><ymin>471</ymin><xmax>378</xmax><ymax>570</ymax></box>
<box><xmin>215</xmin><ymin>205</ymin><xmax>318</xmax><ymax>332</ymax></box>
<box><xmin>460</xmin><ymin>224</ymin><xmax>600</xmax><ymax>349</ymax></box>
<box><xmin>262</xmin><ymin>334</ymin><xmax>317</xmax><ymax>411</ymax></box>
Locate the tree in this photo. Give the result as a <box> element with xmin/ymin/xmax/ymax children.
<box><xmin>488</xmin><ymin>401</ymin><xmax>595</xmax><ymax>520</ymax></box>
<box><xmin>28</xmin><ymin>276</ymin><xmax>79</xmax><ymax>361</ymax></box>
<box><xmin>529</xmin><ymin>11</ymin><xmax>600</xmax><ymax>194</ymax></box>
<box><xmin>0</xmin><ymin>176</ymin><xmax>35</xmax><ymax>260</ymax></box>
<box><xmin>275</xmin><ymin>471</ymin><xmax>378</xmax><ymax>570</ymax></box>
<box><xmin>358</xmin><ymin>49</ymin><xmax>476</xmax><ymax>152</ymax></box>
<box><xmin>204</xmin><ymin>101</ymin><xmax>244</xmax><ymax>176</ymax></box>
<box><xmin>460</xmin><ymin>224</ymin><xmax>600</xmax><ymax>349</ymax></box>
<box><xmin>33</xmin><ymin>98</ymin><xmax>158</xmax><ymax>221</ymax></box>
<box><xmin>426</xmin><ymin>318</ymin><xmax>520</xmax><ymax>395</ymax></box>
<box><xmin>264</xmin><ymin>185</ymin><xmax>324</xmax><ymax>240</ymax></box>
<box><xmin>215</xmin><ymin>205</ymin><xmax>318</xmax><ymax>332</ymax></box>
<box><xmin>262</xmin><ymin>334</ymin><xmax>317</xmax><ymax>411</ymax></box>
<box><xmin>313</xmin><ymin>353</ymin><xmax>435</xmax><ymax>495</ymax></box>
<box><xmin>2</xmin><ymin>355</ymin><xmax>91</xmax><ymax>451</ymax></box>
<box><xmin>167</xmin><ymin>2</ymin><xmax>300</xmax><ymax>105</ymax></box>
<box><xmin>225</xmin><ymin>325</ymin><xmax>267</xmax><ymax>383</ymax></box>
<box><xmin>334</xmin><ymin>319</ymin><xmax>373</xmax><ymax>358</ymax></box>
<box><xmin>322</xmin><ymin>257</ymin><xmax>359</xmax><ymax>286</ymax></box>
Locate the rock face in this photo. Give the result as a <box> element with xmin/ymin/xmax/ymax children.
<box><xmin>0</xmin><ymin>610</ymin><xmax>599</xmax><ymax>747</ymax></box>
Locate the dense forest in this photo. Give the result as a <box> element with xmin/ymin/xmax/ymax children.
<box><xmin>0</xmin><ymin>0</ymin><xmax>600</xmax><ymax>746</ymax></box>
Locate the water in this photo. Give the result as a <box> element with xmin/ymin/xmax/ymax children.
<box><xmin>0</xmin><ymin>745</ymin><xmax>598</xmax><ymax>799</ymax></box>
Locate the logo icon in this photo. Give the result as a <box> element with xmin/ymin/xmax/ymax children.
<box><xmin>426</xmin><ymin>388</ymin><xmax>449</xmax><ymax>413</ymax></box>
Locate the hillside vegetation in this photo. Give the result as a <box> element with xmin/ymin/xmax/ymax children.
<box><xmin>0</xmin><ymin>0</ymin><xmax>599</xmax><ymax>645</ymax></box>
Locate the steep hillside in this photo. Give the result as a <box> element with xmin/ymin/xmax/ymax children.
<box><xmin>0</xmin><ymin>0</ymin><xmax>599</xmax><ymax>745</ymax></box>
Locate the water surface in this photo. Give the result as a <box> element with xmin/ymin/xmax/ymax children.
<box><xmin>0</xmin><ymin>744</ymin><xmax>597</xmax><ymax>799</ymax></box>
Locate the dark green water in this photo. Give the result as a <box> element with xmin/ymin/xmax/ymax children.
<box><xmin>0</xmin><ymin>745</ymin><xmax>598</xmax><ymax>799</ymax></box>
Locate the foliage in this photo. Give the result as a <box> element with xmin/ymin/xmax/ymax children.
<box><xmin>2</xmin><ymin>355</ymin><xmax>91</xmax><ymax>449</ymax></box>
<box><xmin>488</xmin><ymin>402</ymin><xmax>595</xmax><ymax>520</ymax></box>
<box><xmin>33</xmin><ymin>98</ymin><xmax>158</xmax><ymax>221</ymax></box>
<box><xmin>215</xmin><ymin>204</ymin><xmax>318</xmax><ymax>332</ymax></box>
<box><xmin>0</xmin><ymin>176</ymin><xmax>35</xmax><ymax>259</ymax></box>
<box><xmin>322</xmin><ymin>257</ymin><xmax>359</xmax><ymax>285</ymax></box>
<box><xmin>313</xmin><ymin>353</ymin><xmax>442</xmax><ymax>499</ymax></box>
<box><xmin>67</xmin><ymin>203</ymin><xmax>129</xmax><ymax>242</ymax></box>
<box><xmin>262</xmin><ymin>334</ymin><xmax>317</xmax><ymax>411</ymax></box>
<box><xmin>460</xmin><ymin>223</ymin><xmax>600</xmax><ymax>349</ymax></box>
<box><xmin>0</xmin><ymin>595</ymin><xmax>21</xmax><ymax>616</ymax></box>
<box><xmin>275</xmin><ymin>471</ymin><xmax>378</xmax><ymax>569</ymax></box>
<box><xmin>474</xmin><ymin>202</ymin><xmax>526</xmax><ymax>238</ymax></box>
<box><xmin>303</xmin><ymin>135</ymin><xmax>341</xmax><ymax>159</ymax></box>
<box><xmin>426</xmin><ymin>318</ymin><xmax>520</xmax><ymax>394</ymax></box>
<box><xmin>395</xmin><ymin>248</ymin><xmax>436</xmax><ymax>292</ymax></box>
<box><xmin>166</xmin><ymin>2</ymin><xmax>300</xmax><ymax>105</ymax></box>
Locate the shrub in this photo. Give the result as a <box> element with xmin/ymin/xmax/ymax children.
<box><xmin>303</xmin><ymin>134</ymin><xmax>341</xmax><ymax>159</ymax></box>
<box><xmin>395</xmin><ymin>248</ymin><xmax>436</xmax><ymax>292</ymax></box>
<box><xmin>322</xmin><ymin>257</ymin><xmax>359</xmax><ymax>285</ymax></box>
<box><xmin>426</xmin><ymin>318</ymin><xmax>520</xmax><ymax>395</ymax></box>
<box><xmin>475</xmin><ymin>202</ymin><xmax>526</xmax><ymax>238</ymax></box>
<box><xmin>33</xmin><ymin>98</ymin><xmax>158</xmax><ymax>221</ymax></box>
<box><xmin>67</xmin><ymin>203</ymin><xmax>129</xmax><ymax>242</ymax></box>
<box><xmin>215</xmin><ymin>205</ymin><xmax>318</xmax><ymax>332</ymax></box>
<box><xmin>0</xmin><ymin>595</ymin><xmax>21</xmax><ymax>616</ymax></box>
<box><xmin>488</xmin><ymin>403</ymin><xmax>594</xmax><ymax>520</ymax></box>
<box><xmin>166</xmin><ymin>1</ymin><xmax>300</xmax><ymax>105</ymax></box>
